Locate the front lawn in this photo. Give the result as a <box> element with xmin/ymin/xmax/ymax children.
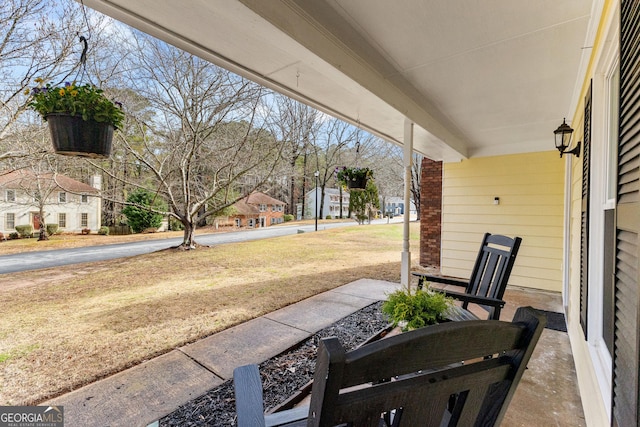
<box><xmin>0</xmin><ymin>222</ymin><xmax>419</xmax><ymax>405</ymax></box>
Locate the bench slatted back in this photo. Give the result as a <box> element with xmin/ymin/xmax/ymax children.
<box><xmin>465</xmin><ymin>233</ymin><xmax>522</xmax><ymax>317</ymax></box>
<box><xmin>308</xmin><ymin>306</ymin><xmax>544</xmax><ymax>427</ymax></box>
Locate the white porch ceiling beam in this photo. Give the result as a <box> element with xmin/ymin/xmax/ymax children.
<box><xmin>238</xmin><ymin>0</ymin><xmax>469</xmax><ymax>159</ymax></box>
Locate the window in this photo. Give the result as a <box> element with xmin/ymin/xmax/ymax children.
<box><xmin>5</xmin><ymin>213</ymin><xmax>15</xmax><ymax>229</ymax></box>
<box><xmin>259</xmin><ymin>204</ymin><xmax>266</xmax><ymax>212</ymax></box>
<box><xmin>58</xmin><ymin>213</ymin><xmax>66</xmax><ymax>228</ymax></box>
<box><xmin>6</xmin><ymin>190</ymin><xmax>15</xmax><ymax>202</ymax></box>
<box><xmin>81</xmin><ymin>194</ymin><xmax>88</xmax><ymax>203</ymax></box>
<box><xmin>58</xmin><ymin>192</ymin><xmax>67</xmax><ymax>203</ymax></box>
<box><xmin>80</xmin><ymin>213</ymin><xmax>88</xmax><ymax>228</ymax></box>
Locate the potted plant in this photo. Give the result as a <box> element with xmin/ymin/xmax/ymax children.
<box><xmin>382</xmin><ymin>286</ymin><xmax>454</xmax><ymax>331</ymax></box>
<box><xmin>27</xmin><ymin>79</ymin><xmax>124</xmax><ymax>158</ymax></box>
<box><xmin>335</xmin><ymin>166</ymin><xmax>373</xmax><ymax>189</ymax></box>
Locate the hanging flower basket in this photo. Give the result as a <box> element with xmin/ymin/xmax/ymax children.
<box><xmin>46</xmin><ymin>113</ymin><xmax>114</xmax><ymax>158</ymax></box>
<box><xmin>27</xmin><ymin>80</ymin><xmax>123</xmax><ymax>158</ymax></box>
<box><xmin>335</xmin><ymin>167</ymin><xmax>373</xmax><ymax>190</ymax></box>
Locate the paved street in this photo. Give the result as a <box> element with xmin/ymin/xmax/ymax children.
<box><xmin>0</xmin><ymin>217</ymin><xmax>405</xmax><ymax>274</ymax></box>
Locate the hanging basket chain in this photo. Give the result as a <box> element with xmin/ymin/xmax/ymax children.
<box><xmin>75</xmin><ymin>0</ymin><xmax>93</xmax><ymax>85</ymax></box>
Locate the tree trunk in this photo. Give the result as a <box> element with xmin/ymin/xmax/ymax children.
<box><xmin>319</xmin><ymin>186</ymin><xmax>325</xmax><ymax>220</ymax></box>
<box><xmin>37</xmin><ymin>208</ymin><xmax>48</xmax><ymax>241</ymax></box>
<box><xmin>38</xmin><ymin>223</ymin><xmax>48</xmax><ymax>240</ymax></box>
<box><xmin>180</xmin><ymin>220</ymin><xmax>197</xmax><ymax>249</ymax></box>
<box><xmin>288</xmin><ymin>160</ymin><xmax>297</xmax><ymax>216</ymax></box>
<box><xmin>301</xmin><ymin>153</ymin><xmax>308</xmax><ymax>219</ymax></box>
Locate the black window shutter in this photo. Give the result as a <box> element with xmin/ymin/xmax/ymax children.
<box><xmin>613</xmin><ymin>2</ymin><xmax>640</xmax><ymax>426</ymax></box>
<box><xmin>580</xmin><ymin>81</ymin><xmax>592</xmax><ymax>339</ymax></box>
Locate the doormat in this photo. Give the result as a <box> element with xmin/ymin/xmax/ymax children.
<box><xmin>535</xmin><ymin>309</ymin><xmax>567</xmax><ymax>332</ymax></box>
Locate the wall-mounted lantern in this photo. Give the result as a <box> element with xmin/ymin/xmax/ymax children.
<box><xmin>554</xmin><ymin>118</ymin><xmax>581</xmax><ymax>158</ymax></box>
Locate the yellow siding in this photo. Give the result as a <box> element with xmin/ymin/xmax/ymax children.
<box><xmin>442</xmin><ymin>151</ymin><xmax>564</xmax><ymax>291</ymax></box>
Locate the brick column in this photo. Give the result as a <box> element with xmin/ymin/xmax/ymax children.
<box><xmin>420</xmin><ymin>158</ymin><xmax>442</xmax><ymax>267</ymax></box>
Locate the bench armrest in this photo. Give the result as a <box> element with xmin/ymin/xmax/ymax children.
<box><xmin>234</xmin><ymin>365</ymin><xmax>309</xmax><ymax>427</ymax></box>
<box><xmin>234</xmin><ymin>365</ymin><xmax>267</xmax><ymax>427</ymax></box>
<box><xmin>411</xmin><ymin>272</ymin><xmax>469</xmax><ymax>288</ymax></box>
<box><xmin>440</xmin><ymin>289</ymin><xmax>506</xmax><ymax>308</ymax></box>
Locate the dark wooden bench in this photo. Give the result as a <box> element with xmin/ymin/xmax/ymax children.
<box><xmin>234</xmin><ymin>306</ymin><xmax>545</xmax><ymax>427</ymax></box>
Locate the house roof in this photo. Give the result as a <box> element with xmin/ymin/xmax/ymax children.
<box><xmin>83</xmin><ymin>0</ymin><xmax>597</xmax><ymax>161</ymax></box>
<box><xmin>321</xmin><ymin>188</ymin><xmax>342</xmax><ymax>195</ymax></box>
<box><xmin>232</xmin><ymin>192</ymin><xmax>286</xmax><ymax>216</ymax></box>
<box><xmin>233</xmin><ymin>201</ymin><xmax>259</xmax><ymax>216</ymax></box>
<box><xmin>0</xmin><ymin>170</ymin><xmax>99</xmax><ymax>193</ymax></box>
<box><xmin>244</xmin><ymin>192</ymin><xmax>286</xmax><ymax>206</ymax></box>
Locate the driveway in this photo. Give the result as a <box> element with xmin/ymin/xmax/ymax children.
<box><xmin>0</xmin><ymin>217</ymin><xmax>406</xmax><ymax>274</ymax></box>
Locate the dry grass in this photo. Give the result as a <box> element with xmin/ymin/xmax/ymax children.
<box><xmin>0</xmin><ymin>228</ymin><xmax>207</xmax><ymax>255</ymax></box>
<box><xmin>0</xmin><ymin>222</ymin><xmax>419</xmax><ymax>405</ymax></box>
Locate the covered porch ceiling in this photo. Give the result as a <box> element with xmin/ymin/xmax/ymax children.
<box><xmin>82</xmin><ymin>0</ymin><xmax>597</xmax><ymax>162</ymax></box>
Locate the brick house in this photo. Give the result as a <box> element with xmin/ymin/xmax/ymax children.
<box><xmin>0</xmin><ymin>170</ymin><xmax>102</xmax><ymax>235</ymax></box>
<box><xmin>230</xmin><ymin>192</ymin><xmax>286</xmax><ymax>228</ymax></box>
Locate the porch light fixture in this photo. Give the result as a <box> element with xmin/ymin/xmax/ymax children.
<box><xmin>554</xmin><ymin>118</ymin><xmax>581</xmax><ymax>158</ymax></box>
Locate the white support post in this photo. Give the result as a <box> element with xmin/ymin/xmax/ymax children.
<box><xmin>401</xmin><ymin>119</ymin><xmax>414</xmax><ymax>289</ymax></box>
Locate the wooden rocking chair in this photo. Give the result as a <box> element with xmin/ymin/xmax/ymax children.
<box><xmin>234</xmin><ymin>306</ymin><xmax>545</xmax><ymax>427</ymax></box>
<box><xmin>413</xmin><ymin>233</ymin><xmax>522</xmax><ymax>321</ymax></box>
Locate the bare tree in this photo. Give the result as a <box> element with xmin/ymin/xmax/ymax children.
<box><xmin>411</xmin><ymin>153</ymin><xmax>422</xmax><ymax>220</ymax></box>
<box><xmin>92</xmin><ymin>33</ymin><xmax>283</xmax><ymax>249</ymax></box>
<box><xmin>89</xmin><ymin>87</ymin><xmax>155</xmax><ymax>227</ymax></box>
<box><xmin>309</xmin><ymin>117</ymin><xmax>360</xmax><ymax>218</ymax></box>
<box><xmin>272</xmin><ymin>95</ymin><xmax>320</xmax><ymax>216</ymax></box>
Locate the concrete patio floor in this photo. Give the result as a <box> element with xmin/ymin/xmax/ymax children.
<box><xmin>46</xmin><ymin>279</ymin><xmax>585</xmax><ymax>426</ymax></box>
<box><xmin>498</xmin><ymin>286</ymin><xmax>586</xmax><ymax>426</ymax></box>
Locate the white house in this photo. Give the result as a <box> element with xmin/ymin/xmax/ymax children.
<box><xmin>383</xmin><ymin>197</ymin><xmax>416</xmax><ymax>217</ymax></box>
<box><xmin>0</xmin><ymin>170</ymin><xmax>102</xmax><ymax>235</ymax></box>
<box><xmin>305</xmin><ymin>187</ymin><xmax>350</xmax><ymax>219</ymax></box>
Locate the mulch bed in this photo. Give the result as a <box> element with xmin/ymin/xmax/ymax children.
<box><xmin>159</xmin><ymin>301</ymin><xmax>389</xmax><ymax>426</ymax></box>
